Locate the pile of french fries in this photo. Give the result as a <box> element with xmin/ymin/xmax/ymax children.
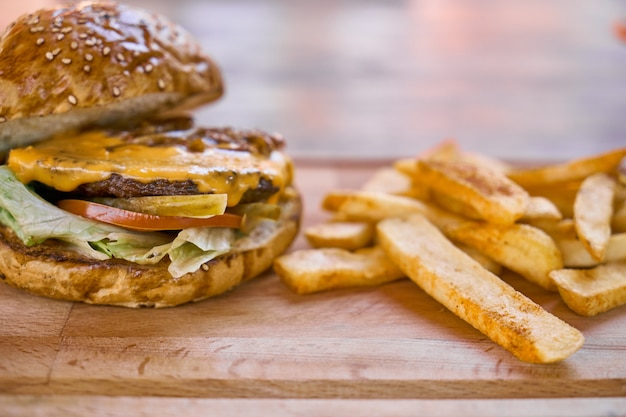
<box><xmin>273</xmin><ymin>140</ymin><xmax>626</xmax><ymax>363</ymax></box>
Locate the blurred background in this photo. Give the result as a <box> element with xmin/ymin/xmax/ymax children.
<box><xmin>2</xmin><ymin>0</ymin><xmax>626</xmax><ymax>161</ymax></box>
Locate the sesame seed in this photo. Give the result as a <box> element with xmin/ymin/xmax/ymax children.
<box><xmin>26</xmin><ymin>15</ymin><xmax>40</xmax><ymax>26</ymax></box>
<box><xmin>29</xmin><ymin>26</ymin><xmax>44</xmax><ymax>33</ymax></box>
<box><xmin>57</xmin><ymin>34</ymin><xmax>65</xmax><ymax>41</ymax></box>
<box><xmin>79</xmin><ymin>33</ymin><xmax>88</xmax><ymax>39</ymax></box>
<box><xmin>36</xmin><ymin>38</ymin><xmax>45</xmax><ymax>46</ymax></box>
<box><xmin>116</xmin><ymin>53</ymin><xmax>125</xmax><ymax>62</ymax></box>
<box><xmin>0</xmin><ymin>116</ymin><xmax>6</xmax><ymax>123</ymax></box>
<box><xmin>201</xmin><ymin>263</ymin><xmax>209</xmax><ymax>271</ymax></box>
<box><xmin>133</xmin><ymin>51</ymin><xmax>140</xmax><ymax>57</ymax></box>
<box><xmin>61</xmin><ymin>27</ymin><xmax>73</xmax><ymax>34</ymax></box>
<box><xmin>112</xmin><ymin>86</ymin><xmax>121</xmax><ymax>97</ymax></box>
<box><xmin>51</xmin><ymin>27</ymin><xmax>60</xmax><ymax>33</ymax></box>
<box><xmin>70</xmin><ymin>41</ymin><xmax>78</xmax><ymax>50</ymax></box>
<box><xmin>52</xmin><ymin>48</ymin><xmax>61</xmax><ymax>56</ymax></box>
<box><xmin>85</xmin><ymin>53</ymin><xmax>94</xmax><ymax>62</ymax></box>
<box><xmin>54</xmin><ymin>18</ymin><xmax>63</xmax><ymax>27</ymax></box>
<box><xmin>137</xmin><ymin>66</ymin><xmax>145</xmax><ymax>73</ymax></box>
<box><xmin>85</xmin><ymin>37</ymin><xmax>96</xmax><ymax>46</ymax></box>
<box><xmin>157</xmin><ymin>79</ymin><xmax>166</xmax><ymax>90</ymax></box>
<box><xmin>62</xmin><ymin>58</ymin><xmax>72</xmax><ymax>65</ymax></box>
<box><xmin>83</xmin><ymin>64</ymin><xmax>91</xmax><ymax>73</ymax></box>
<box><xmin>144</xmin><ymin>63</ymin><xmax>153</xmax><ymax>73</ymax></box>
<box><xmin>102</xmin><ymin>46</ymin><xmax>111</xmax><ymax>56</ymax></box>
<box><xmin>123</xmin><ymin>70</ymin><xmax>130</xmax><ymax>77</ymax></box>
<box><xmin>45</xmin><ymin>52</ymin><xmax>54</xmax><ymax>61</ymax></box>
<box><xmin>68</xmin><ymin>95</ymin><xmax>77</xmax><ymax>105</ymax></box>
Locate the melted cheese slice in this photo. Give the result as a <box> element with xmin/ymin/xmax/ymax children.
<box><xmin>7</xmin><ymin>130</ymin><xmax>292</xmax><ymax>207</ymax></box>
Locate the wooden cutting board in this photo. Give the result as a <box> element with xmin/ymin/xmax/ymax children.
<box><xmin>0</xmin><ymin>160</ymin><xmax>625</xmax><ymax>399</ymax></box>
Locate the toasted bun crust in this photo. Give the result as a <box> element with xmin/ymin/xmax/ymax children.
<box><xmin>0</xmin><ymin>188</ymin><xmax>301</xmax><ymax>308</ymax></box>
<box><xmin>0</xmin><ymin>1</ymin><xmax>223</xmax><ymax>153</ymax></box>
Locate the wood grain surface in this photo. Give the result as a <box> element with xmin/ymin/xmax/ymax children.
<box><xmin>1</xmin><ymin>1</ymin><xmax>626</xmax><ymax>414</ymax></box>
<box><xmin>1</xmin><ymin>161</ymin><xmax>625</xmax><ymax>403</ymax></box>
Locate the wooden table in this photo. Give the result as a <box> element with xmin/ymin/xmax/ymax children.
<box><xmin>1</xmin><ymin>160</ymin><xmax>625</xmax><ymax>416</ymax></box>
<box><xmin>2</xmin><ymin>0</ymin><xmax>626</xmax><ymax>414</ymax></box>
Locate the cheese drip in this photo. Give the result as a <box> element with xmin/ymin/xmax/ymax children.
<box><xmin>7</xmin><ymin>130</ymin><xmax>291</xmax><ymax>207</ymax></box>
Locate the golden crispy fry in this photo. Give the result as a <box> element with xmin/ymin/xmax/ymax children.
<box><xmin>550</xmin><ymin>261</ymin><xmax>626</xmax><ymax>316</ymax></box>
<box><xmin>453</xmin><ymin>242</ymin><xmax>502</xmax><ymax>275</ymax></box>
<box><xmin>417</xmin><ymin>139</ymin><xmax>512</xmax><ymax>173</ymax></box>
<box><xmin>555</xmin><ymin>233</ymin><xmax>626</xmax><ymax>268</ymax></box>
<box><xmin>322</xmin><ymin>190</ymin><xmax>464</xmax><ymax>232</ymax></box>
<box><xmin>443</xmin><ymin>221</ymin><xmax>562</xmax><ymax>291</ymax></box>
<box><xmin>304</xmin><ymin>221</ymin><xmax>374</xmax><ymax>250</ymax></box>
<box><xmin>429</xmin><ymin>189</ymin><xmax>482</xmax><ymax>221</ymax></box>
<box><xmin>573</xmin><ymin>173</ymin><xmax>616</xmax><ymax>262</ymax></box>
<box><xmin>434</xmin><ymin>193</ymin><xmax>562</xmax><ymax>223</ymax></box>
<box><xmin>525</xmin><ymin>218</ymin><xmax>576</xmax><ymax>241</ymax></box>
<box><xmin>392</xmin><ymin>160</ymin><xmax>431</xmax><ymax>201</ymax></box>
<box><xmin>274</xmin><ymin>246</ymin><xmax>405</xmax><ymax>295</ymax></box>
<box><xmin>417</xmin><ymin>159</ymin><xmax>529</xmax><ymax>224</ymax></box>
<box><xmin>507</xmin><ymin>148</ymin><xmax>626</xmax><ymax>188</ymax></box>
<box><xmin>322</xmin><ymin>190</ymin><xmax>429</xmax><ymax>223</ymax></box>
<box><xmin>523</xmin><ymin>180</ymin><xmax>581</xmax><ymax>219</ymax></box>
<box><xmin>377</xmin><ymin>214</ymin><xmax>584</xmax><ymax>364</ymax></box>
<box><xmin>613</xmin><ymin>201</ymin><xmax>626</xmax><ymax>233</ymax></box>
<box><xmin>360</xmin><ymin>167</ymin><xmax>413</xmax><ymax>196</ymax></box>
<box><xmin>521</xmin><ymin>196</ymin><xmax>563</xmax><ymax>221</ymax></box>
<box><xmin>393</xmin><ymin>158</ymin><xmax>419</xmax><ymax>178</ymax></box>
<box><xmin>460</xmin><ymin>151</ymin><xmax>511</xmax><ymax>175</ymax></box>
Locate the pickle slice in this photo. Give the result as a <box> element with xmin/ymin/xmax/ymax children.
<box><xmin>94</xmin><ymin>194</ymin><xmax>228</xmax><ymax>218</ymax></box>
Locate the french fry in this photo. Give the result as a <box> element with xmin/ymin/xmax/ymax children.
<box><xmin>613</xmin><ymin>201</ymin><xmax>626</xmax><ymax>233</ymax></box>
<box><xmin>392</xmin><ymin>160</ymin><xmax>431</xmax><ymax>201</ymax></box>
<box><xmin>435</xmin><ymin>194</ymin><xmax>562</xmax><ymax>223</ymax></box>
<box><xmin>322</xmin><ymin>190</ymin><xmax>464</xmax><ymax>232</ymax></box>
<box><xmin>507</xmin><ymin>148</ymin><xmax>626</xmax><ymax>188</ymax></box>
<box><xmin>322</xmin><ymin>190</ymin><xmax>429</xmax><ymax>223</ymax></box>
<box><xmin>429</xmin><ymin>189</ymin><xmax>482</xmax><ymax>221</ymax></box>
<box><xmin>525</xmin><ymin>218</ymin><xmax>576</xmax><ymax>241</ymax></box>
<box><xmin>453</xmin><ymin>242</ymin><xmax>503</xmax><ymax>275</ymax></box>
<box><xmin>417</xmin><ymin>139</ymin><xmax>511</xmax><ymax>173</ymax></box>
<box><xmin>415</xmin><ymin>138</ymin><xmax>459</xmax><ymax>162</ymax></box>
<box><xmin>416</xmin><ymin>159</ymin><xmax>529</xmax><ymax>224</ymax></box>
<box><xmin>550</xmin><ymin>261</ymin><xmax>626</xmax><ymax>316</ymax></box>
<box><xmin>521</xmin><ymin>196</ymin><xmax>563</xmax><ymax>221</ymax></box>
<box><xmin>377</xmin><ymin>214</ymin><xmax>584</xmax><ymax>364</ymax></box>
<box><xmin>304</xmin><ymin>221</ymin><xmax>374</xmax><ymax>250</ymax></box>
<box><xmin>523</xmin><ymin>180</ymin><xmax>581</xmax><ymax>219</ymax></box>
<box><xmin>393</xmin><ymin>158</ymin><xmax>419</xmax><ymax>178</ymax></box>
<box><xmin>442</xmin><ymin>221</ymin><xmax>562</xmax><ymax>291</ymax></box>
<box><xmin>555</xmin><ymin>233</ymin><xmax>626</xmax><ymax>268</ymax></box>
<box><xmin>360</xmin><ymin>167</ymin><xmax>413</xmax><ymax>196</ymax></box>
<box><xmin>573</xmin><ymin>173</ymin><xmax>616</xmax><ymax>262</ymax></box>
<box><xmin>274</xmin><ymin>246</ymin><xmax>405</xmax><ymax>295</ymax></box>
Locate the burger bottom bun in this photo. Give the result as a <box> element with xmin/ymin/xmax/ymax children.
<box><xmin>0</xmin><ymin>188</ymin><xmax>301</xmax><ymax>308</ymax></box>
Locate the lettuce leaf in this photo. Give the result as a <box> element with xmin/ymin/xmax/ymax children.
<box><xmin>0</xmin><ymin>166</ymin><xmax>235</xmax><ymax>277</ymax></box>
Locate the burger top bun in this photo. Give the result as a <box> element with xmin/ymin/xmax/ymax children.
<box><xmin>0</xmin><ymin>1</ymin><xmax>224</xmax><ymax>153</ymax></box>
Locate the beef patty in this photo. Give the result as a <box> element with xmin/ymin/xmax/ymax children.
<box><xmin>11</xmin><ymin>117</ymin><xmax>289</xmax><ymax>205</ymax></box>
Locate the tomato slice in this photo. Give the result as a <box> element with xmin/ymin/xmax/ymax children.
<box><xmin>58</xmin><ymin>199</ymin><xmax>242</xmax><ymax>231</ymax></box>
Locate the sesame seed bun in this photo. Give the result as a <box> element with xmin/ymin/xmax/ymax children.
<box><xmin>0</xmin><ymin>1</ymin><xmax>223</xmax><ymax>154</ymax></box>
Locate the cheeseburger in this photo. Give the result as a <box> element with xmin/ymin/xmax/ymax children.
<box><xmin>0</xmin><ymin>1</ymin><xmax>301</xmax><ymax>307</ymax></box>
